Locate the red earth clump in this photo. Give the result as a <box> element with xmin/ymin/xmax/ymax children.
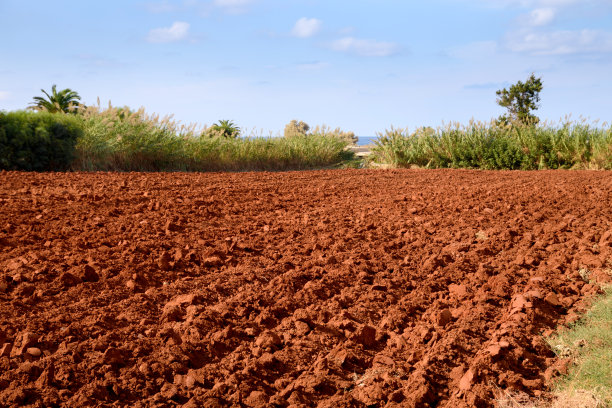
<box><xmin>0</xmin><ymin>169</ymin><xmax>611</xmax><ymax>407</ymax></box>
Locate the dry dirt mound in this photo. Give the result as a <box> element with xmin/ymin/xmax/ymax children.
<box><xmin>1</xmin><ymin>169</ymin><xmax>611</xmax><ymax>408</ymax></box>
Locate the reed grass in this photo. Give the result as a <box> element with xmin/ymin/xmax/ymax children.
<box><xmin>370</xmin><ymin>120</ymin><xmax>612</xmax><ymax>170</ymax></box>
<box><xmin>72</xmin><ymin>103</ymin><xmax>352</xmax><ymax>171</ymax></box>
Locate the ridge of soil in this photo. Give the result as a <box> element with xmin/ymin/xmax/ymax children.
<box><xmin>1</xmin><ymin>169</ymin><xmax>611</xmax><ymax>407</ymax></box>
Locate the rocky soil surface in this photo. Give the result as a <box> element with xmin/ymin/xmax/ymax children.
<box><xmin>1</xmin><ymin>169</ymin><xmax>611</xmax><ymax>407</ymax></box>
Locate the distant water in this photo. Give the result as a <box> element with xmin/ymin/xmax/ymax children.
<box><xmin>357</xmin><ymin>136</ymin><xmax>378</xmax><ymax>146</ymax></box>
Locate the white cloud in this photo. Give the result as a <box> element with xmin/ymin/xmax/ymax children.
<box><xmin>330</xmin><ymin>37</ymin><xmax>399</xmax><ymax>57</ymax></box>
<box><xmin>147</xmin><ymin>22</ymin><xmax>190</xmax><ymax>43</ymax></box>
<box><xmin>291</xmin><ymin>18</ymin><xmax>322</xmax><ymax>38</ymax></box>
<box><xmin>0</xmin><ymin>91</ymin><xmax>10</xmax><ymax>101</ymax></box>
<box><xmin>505</xmin><ymin>28</ymin><xmax>612</xmax><ymax>55</ymax></box>
<box><xmin>527</xmin><ymin>7</ymin><xmax>556</xmax><ymax>25</ymax></box>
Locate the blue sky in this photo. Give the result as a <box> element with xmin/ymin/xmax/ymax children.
<box><xmin>1</xmin><ymin>0</ymin><xmax>611</xmax><ymax>135</ymax></box>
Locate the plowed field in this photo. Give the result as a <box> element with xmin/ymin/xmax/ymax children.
<box><xmin>1</xmin><ymin>169</ymin><xmax>611</xmax><ymax>408</ymax></box>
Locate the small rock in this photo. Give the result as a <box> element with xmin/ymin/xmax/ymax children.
<box><xmin>184</xmin><ymin>373</ymin><xmax>197</xmax><ymax>388</ymax></box>
<box><xmin>12</xmin><ymin>332</ymin><xmax>38</xmax><ymax>356</ymax></box>
<box><xmin>125</xmin><ymin>280</ymin><xmax>137</xmax><ymax>291</ymax></box>
<box><xmin>35</xmin><ymin>360</ymin><xmax>55</xmax><ymax>388</ymax></box>
<box><xmin>255</xmin><ymin>331</ymin><xmax>282</xmax><ymax>350</ymax></box>
<box><xmin>372</xmin><ymin>354</ymin><xmax>395</xmax><ymax>368</ymax></box>
<box><xmin>459</xmin><ymin>369</ymin><xmax>475</xmax><ymax>391</ymax></box>
<box><xmin>164</xmin><ymin>220</ymin><xmax>180</xmax><ymax>234</ymax></box>
<box><xmin>202</xmin><ymin>256</ymin><xmax>223</xmax><ymax>267</ymax></box>
<box><xmin>512</xmin><ymin>295</ymin><xmax>531</xmax><ymax>310</ymax></box>
<box><xmin>80</xmin><ymin>265</ymin><xmax>99</xmax><ymax>282</ymax></box>
<box><xmin>545</xmin><ymin>293</ymin><xmax>561</xmax><ymax>306</ymax></box>
<box><xmin>294</xmin><ymin>321</ymin><xmax>310</xmax><ymax>336</ymax></box>
<box><xmin>436</xmin><ymin>309</ymin><xmax>453</xmax><ymax>327</ymax></box>
<box><xmin>162</xmin><ymin>305</ymin><xmax>184</xmax><ymax>322</ymax></box>
<box><xmin>352</xmin><ymin>325</ymin><xmax>377</xmax><ymax>348</ymax></box>
<box><xmin>59</xmin><ymin>272</ymin><xmax>80</xmax><ymax>288</ymax></box>
<box><xmin>138</xmin><ymin>362</ymin><xmax>150</xmax><ymax>375</ymax></box>
<box><xmin>486</xmin><ymin>344</ymin><xmax>501</xmax><ymax>357</ymax></box>
<box><xmin>526</xmin><ymin>290</ymin><xmax>542</xmax><ymax>299</ymax></box>
<box><xmin>102</xmin><ymin>347</ymin><xmax>124</xmax><ymax>365</ymax></box>
<box><xmin>158</xmin><ymin>252</ymin><xmax>172</xmax><ymax>271</ymax></box>
<box><xmin>449</xmin><ymin>284</ymin><xmax>468</xmax><ymax>298</ymax></box>
<box><xmin>18</xmin><ymin>284</ymin><xmax>36</xmax><ymax>297</ymax></box>
<box><xmin>165</xmin><ymin>293</ymin><xmax>201</xmax><ymax>308</ymax></box>
<box><xmin>160</xmin><ymin>382</ymin><xmax>178</xmax><ymax>399</ymax></box>
<box><xmin>0</xmin><ymin>343</ymin><xmax>13</xmax><ymax>357</ymax></box>
<box><xmin>293</xmin><ymin>308</ymin><xmax>312</xmax><ymax>324</ymax></box>
<box><xmin>26</xmin><ymin>347</ymin><xmax>42</xmax><ymax>357</ymax></box>
<box><xmin>173</xmin><ymin>248</ymin><xmax>184</xmax><ymax>262</ymax></box>
<box><xmin>245</xmin><ymin>390</ymin><xmax>268</xmax><ymax>406</ymax></box>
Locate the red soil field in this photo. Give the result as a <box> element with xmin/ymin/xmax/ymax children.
<box><xmin>1</xmin><ymin>169</ymin><xmax>611</xmax><ymax>408</ymax></box>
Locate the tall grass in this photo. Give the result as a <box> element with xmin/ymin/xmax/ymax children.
<box><xmin>371</xmin><ymin>120</ymin><xmax>612</xmax><ymax>170</ymax></box>
<box><xmin>72</xmin><ymin>103</ymin><xmax>352</xmax><ymax>171</ymax></box>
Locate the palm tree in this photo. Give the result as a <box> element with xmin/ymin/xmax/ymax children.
<box><xmin>29</xmin><ymin>84</ymin><xmax>82</xmax><ymax>113</ymax></box>
<box><xmin>208</xmin><ymin>120</ymin><xmax>241</xmax><ymax>138</ymax></box>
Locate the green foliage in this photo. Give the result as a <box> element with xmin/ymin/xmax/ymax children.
<box><xmin>74</xmin><ymin>103</ymin><xmax>197</xmax><ymax>171</ymax></box>
<box><xmin>72</xmin><ymin>104</ymin><xmax>351</xmax><ymax>171</ymax></box>
<box><xmin>310</xmin><ymin>125</ymin><xmax>358</xmax><ymax>145</ymax></box>
<box><xmin>0</xmin><ymin>110</ymin><xmax>83</xmax><ymax>171</ymax></box>
<box><xmin>29</xmin><ymin>84</ymin><xmax>82</xmax><ymax>114</ymax></box>
<box><xmin>371</xmin><ymin>120</ymin><xmax>612</xmax><ymax>170</ymax></box>
<box><xmin>207</xmin><ymin>120</ymin><xmax>241</xmax><ymax>138</ymax></box>
<box><xmin>547</xmin><ymin>285</ymin><xmax>612</xmax><ymax>405</ymax></box>
<box><xmin>284</xmin><ymin>120</ymin><xmax>310</xmax><ymax>138</ymax></box>
<box><xmin>284</xmin><ymin>120</ymin><xmax>358</xmax><ymax>145</ymax></box>
<box><xmin>496</xmin><ymin>74</ymin><xmax>543</xmax><ymax>125</ymax></box>
<box><xmin>189</xmin><ymin>134</ymin><xmax>352</xmax><ymax>172</ymax></box>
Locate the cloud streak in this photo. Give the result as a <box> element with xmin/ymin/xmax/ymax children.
<box><xmin>291</xmin><ymin>18</ymin><xmax>322</xmax><ymax>38</ymax></box>
<box><xmin>526</xmin><ymin>7</ymin><xmax>556</xmax><ymax>26</ymax></box>
<box><xmin>505</xmin><ymin>28</ymin><xmax>612</xmax><ymax>55</ymax></box>
<box><xmin>330</xmin><ymin>37</ymin><xmax>399</xmax><ymax>57</ymax></box>
<box><xmin>147</xmin><ymin>22</ymin><xmax>190</xmax><ymax>43</ymax></box>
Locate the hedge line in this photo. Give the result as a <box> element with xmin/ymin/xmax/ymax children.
<box><xmin>0</xmin><ymin>111</ymin><xmax>83</xmax><ymax>171</ymax></box>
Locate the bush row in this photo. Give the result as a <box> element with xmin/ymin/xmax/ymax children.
<box><xmin>370</xmin><ymin>122</ymin><xmax>612</xmax><ymax>170</ymax></box>
<box><xmin>0</xmin><ymin>109</ymin><xmax>353</xmax><ymax>172</ymax></box>
<box><xmin>0</xmin><ymin>111</ymin><xmax>83</xmax><ymax>171</ymax></box>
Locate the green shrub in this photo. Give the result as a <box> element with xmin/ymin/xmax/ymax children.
<box><xmin>74</xmin><ymin>103</ymin><xmax>196</xmax><ymax>171</ymax></box>
<box><xmin>205</xmin><ymin>120</ymin><xmax>241</xmax><ymax>139</ymax></box>
<box><xmin>371</xmin><ymin>120</ymin><xmax>612</xmax><ymax>170</ymax></box>
<box><xmin>284</xmin><ymin>120</ymin><xmax>358</xmax><ymax>145</ymax></box>
<box><xmin>190</xmin><ymin>133</ymin><xmax>352</xmax><ymax>172</ymax></box>
<box><xmin>310</xmin><ymin>125</ymin><xmax>358</xmax><ymax>145</ymax></box>
<box><xmin>73</xmin><ymin>104</ymin><xmax>352</xmax><ymax>172</ymax></box>
<box><xmin>0</xmin><ymin>110</ymin><xmax>83</xmax><ymax>171</ymax></box>
<box><xmin>284</xmin><ymin>120</ymin><xmax>310</xmax><ymax>138</ymax></box>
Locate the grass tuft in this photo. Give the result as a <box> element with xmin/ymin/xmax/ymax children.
<box><xmin>546</xmin><ymin>286</ymin><xmax>612</xmax><ymax>406</ymax></box>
